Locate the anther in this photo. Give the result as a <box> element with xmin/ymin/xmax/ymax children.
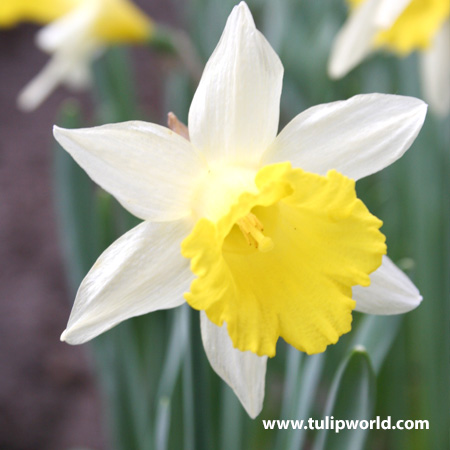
<box><xmin>236</xmin><ymin>213</ymin><xmax>274</xmax><ymax>252</ymax></box>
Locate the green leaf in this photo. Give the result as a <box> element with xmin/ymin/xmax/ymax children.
<box><xmin>156</xmin><ymin>307</ymin><xmax>189</xmax><ymax>400</ymax></box>
<box><xmin>220</xmin><ymin>383</ymin><xmax>244</xmax><ymax>450</ymax></box>
<box><xmin>261</xmin><ymin>0</ymin><xmax>291</xmax><ymax>53</ymax></box>
<box><xmin>152</xmin><ymin>307</ymin><xmax>189</xmax><ymax>449</ymax></box>
<box><xmin>279</xmin><ymin>346</ymin><xmax>304</xmax><ymax>420</ymax></box>
<box><xmin>313</xmin><ymin>348</ymin><xmax>376</xmax><ymax>450</ymax></box>
<box><xmin>350</xmin><ymin>314</ymin><xmax>402</xmax><ymax>374</ymax></box>
<box><xmin>273</xmin><ymin>346</ymin><xmax>302</xmax><ymax>450</ymax></box>
<box><xmin>286</xmin><ymin>353</ymin><xmax>325</xmax><ymax>450</ymax></box>
<box><xmin>155</xmin><ymin>398</ymin><xmax>171</xmax><ymax>450</ymax></box>
<box><xmin>182</xmin><ymin>316</ymin><xmax>196</xmax><ymax>450</ymax></box>
<box><xmin>164</xmin><ymin>71</ymin><xmax>193</xmax><ymax>123</ymax></box>
<box><xmin>149</xmin><ymin>25</ymin><xmax>178</xmax><ymax>55</ymax></box>
<box><xmin>189</xmin><ymin>308</ymin><xmax>215</xmax><ymax>450</ymax></box>
<box><xmin>92</xmin><ymin>47</ymin><xmax>138</xmax><ymax>123</ymax></box>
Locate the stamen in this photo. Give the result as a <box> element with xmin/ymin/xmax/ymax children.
<box><xmin>237</xmin><ymin>213</ymin><xmax>274</xmax><ymax>252</ymax></box>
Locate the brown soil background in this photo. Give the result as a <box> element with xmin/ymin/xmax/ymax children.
<box><xmin>0</xmin><ymin>1</ymin><xmax>179</xmax><ymax>449</ymax></box>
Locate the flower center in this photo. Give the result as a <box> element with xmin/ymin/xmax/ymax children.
<box><xmin>236</xmin><ymin>213</ymin><xmax>274</xmax><ymax>252</ymax></box>
<box><xmin>191</xmin><ymin>164</ymin><xmax>258</xmax><ymax>222</ymax></box>
<box><xmin>182</xmin><ymin>162</ymin><xmax>386</xmax><ymax>357</ymax></box>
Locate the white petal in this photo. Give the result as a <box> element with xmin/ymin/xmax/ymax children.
<box><xmin>17</xmin><ymin>37</ymin><xmax>99</xmax><ymax>111</ymax></box>
<box><xmin>36</xmin><ymin>2</ymin><xmax>98</xmax><ymax>53</ymax></box>
<box><xmin>188</xmin><ymin>1</ymin><xmax>283</xmax><ymax>166</ymax></box>
<box><xmin>328</xmin><ymin>0</ymin><xmax>380</xmax><ymax>79</ymax></box>
<box><xmin>263</xmin><ymin>93</ymin><xmax>427</xmax><ymax>180</ymax></box>
<box><xmin>18</xmin><ymin>0</ymin><xmax>99</xmax><ymax>111</ymax></box>
<box><xmin>54</xmin><ymin>122</ymin><xmax>206</xmax><ymax>221</ymax></box>
<box><xmin>18</xmin><ymin>54</ymin><xmax>75</xmax><ymax>112</ymax></box>
<box><xmin>200</xmin><ymin>312</ymin><xmax>267</xmax><ymax>418</ymax></box>
<box><xmin>64</xmin><ymin>60</ymin><xmax>93</xmax><ymax>89</ymax></box>
<box><xmin>374</xmin><ymin>0</ymin><xmax>412</xmax><ymax>28</ymax></box>
<box><xmin>420</xmin><ymin>21</ymin><xmax>450</xmax><ymax>116</ymax></box>
<box><xmin>352</xmin><ymin>256</ymin><xmax>422</xmax><ymax>314</ymax></box>
<box><xmin>61</xmin><ymin>218</ymin><xmax>194</xmax><ymax>344</ymax></box>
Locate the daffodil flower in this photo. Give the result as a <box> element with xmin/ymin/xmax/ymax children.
<box><xmin>0</xmin><ymin>0</ymin><xmax>153</xmax><ymax>111</ymax></box>
<box><xmin>54</xmin><ymin>2</ymin><xmax>426</xmax><ymax>418</ymax></box>
<box><xmin>328</xmin><ymin>0</ymin><xmax>450</xmax><ymax>115</ymax></box>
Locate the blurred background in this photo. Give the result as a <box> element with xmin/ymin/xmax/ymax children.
<box><xmin>0</xmin><ymin>1</ymin><xmax>174</xmax><ymax>448</ymax></box>
<box><xmin>1</xmin><ymin>0</ymin><xmax>448</xmax><ymax>449</ymax></box>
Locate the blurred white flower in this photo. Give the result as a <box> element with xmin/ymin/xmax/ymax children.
<box><xmin>0</xmin><ymin>0</ymin><xmax>153</xmax><ymax>111</ymax></box>
<box><xmin>329</xmin><ymin>0</ymin><xmax>450</xmax><ymax>115</ymax></box>
<box><xmin>54</xmin><ymin>2</ymin><xmax>426</xmax><ymax>418</ymax></box>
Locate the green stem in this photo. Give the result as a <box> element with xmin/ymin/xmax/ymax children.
<box><xmin>149</xmin><ymin>25</ymin><xmax>203</xmax><ymax>85</ymax></box>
